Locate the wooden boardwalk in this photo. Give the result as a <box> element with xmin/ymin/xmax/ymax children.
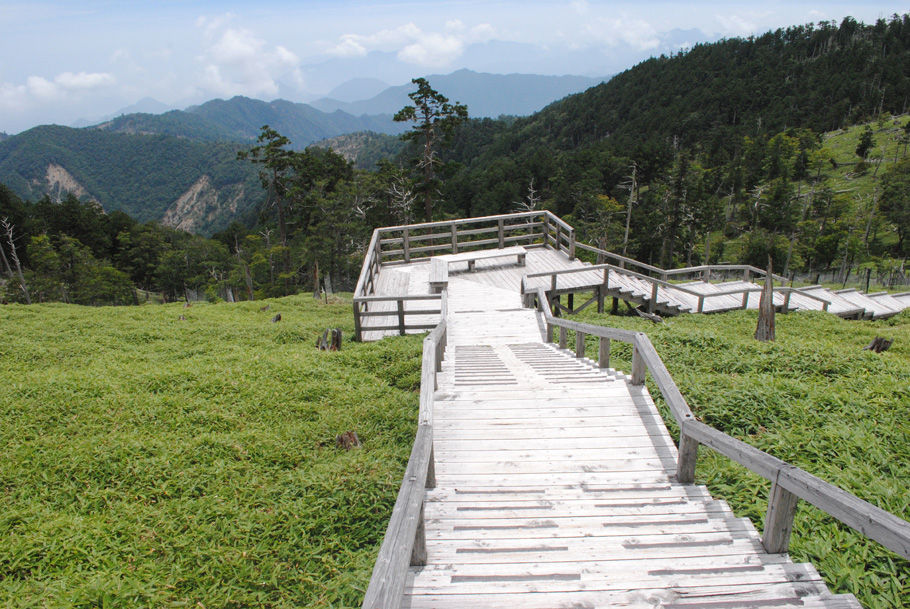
<box><xmin>400</xmin><ymin>272</ymin><xmax>860</xmax><ymax>608</ymax></box>
<box><xmin>358</xmin><ymin>247</ymin><xmax>909</xmax><ymax>343</ymax></box>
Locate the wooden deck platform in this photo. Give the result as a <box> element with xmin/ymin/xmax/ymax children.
<box><xmin>398</xmin><ymin>273</ymin><xmax>860</xmax><ymax>608</ymax></box>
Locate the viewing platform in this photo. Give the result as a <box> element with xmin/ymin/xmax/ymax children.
<box><xmin>355</xmin><ymin>212</ymin><xmax>910</xmax><ymax>609</ymax></box>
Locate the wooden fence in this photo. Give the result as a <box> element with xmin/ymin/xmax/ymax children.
<box><xmin>523</xmin><ymin>285</ymin><xmax>910</xmax><ymax>561</ymax></box>
<box><xmin>353</xmin><ymin>211</ymin><xmax>575</xmax><ymax>341</ymax></box>
<box><xmin>361</xmin><ymin>293</ymin><xmax>447</xmax><ymax>609</ymax></box>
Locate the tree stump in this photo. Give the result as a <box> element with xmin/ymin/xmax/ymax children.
<box><xmin>336</xmin><ymin>430</ymin><xmax>361</xmax><ymax>450</ymax></box>
<box><xmin>863</xmin><ymin>336</ymin><xmax>893</xmax><ymax>353</ymax></box>
<box><xmin>755</xmin><ymin>258</ymin><xmax>775</xmax><ymax>342</ymax></box>
<box><xmin>318</xmin><ymin>328</ymin><xmax>342</xmax><ymax>351</ymax></box>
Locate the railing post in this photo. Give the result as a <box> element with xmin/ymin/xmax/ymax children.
<box><xmin>426</xmin><ymin>445</ymin><xmax>436</xmax><ymax>489</ymax></box>
<box><xmin>403</xmin><ymin>228</ymin><xmax>411</xmax><ymax>263</ymax></box>
<box><xmin>542</xmin><ymin>214</ymin><xmax>550</xmax><ymax>248</ymax></box>
<box><xmin>783</xmin><ymin>290</ymin><xmax>792</xmax><ymax>313</ymax></box>
<box><xmin>631</xmin><ymin>342</ymin><xmax>646</xmax><ymax>385</ymax></box>
<box><xmin>550</xmin><ymin>274</ymin><xmax>557</xmax><ymax>292</ymax></box>
<box><xmin>546</xmin><ymin>323</ymin><xmax>554</xmax><ymax>343</ymax></box>
<box><xmin>451</xmin><ymin>224</ymin><xmax>458</xmax><ymax>254</ymax></box>
<box><xmin>410</xmin><ymin>502</ymin><xmax>427</xmax><ymax>566</ymax></box>
<box><xmin>353</xmin><ymin>301</ymin><xmax>363</xmax><ymax>342</ymax></box>
<box><xmin>763</xmin><ymin>478</ymin><xmax>799</xmax><ymax>554</ymax></box>
<box><xmin>698</xmin><ymin>295</ymin><xmax>705</xmax><ymax>313</ymax></box>
<box><xmin>568</xmin><ymin>229</ymin><xmax>576</xmax><ymax>260</ymax></box>
<box><xmin>649</xmin><ymin>282</ymin><xmax>658</xmax><ymax>314</ymax></box>
<box><xmin>555</xmin><ymin>224</ymin><xmax>561</xmax><ymax>253</ymax></box>
<box><xmin>742</xmin><ymin>290</ymin><xmax>749</xmax><ymax>309</ymax></box>
<box><xmin>598</xmin><ymin>337</ymin><xmax>610</xmax><ymax>368</ymax></box>
<box><xmin>676</xmin><ymin>428</ymin><xmax>699</xmax><ymax>483</ymax></box>
<box><xmin>744</xmin><ymin>268</ymin><xmax>752</xmax><ymax>282</ymax></box>
<box><xmin>559</xmin><ymin>327</ymin><xmax>568</xmax><ymax>350</ymax></box>
<box><xmin>497</xmin><ymin>218</ymin><xmax>505</xmax><ymax>248</ymax></box>
<box><xmin>397</xmin><ymin>299</ymin><xmax>406</xmax><ymax>336</ymax></box>
<box><xmin>575</xmin><ymin>331</ymin><xmax>585</xmax><ymax>358</ymax></box>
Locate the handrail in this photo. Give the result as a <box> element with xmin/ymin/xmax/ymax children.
<box><xmin>353</xmin><ymin>229</ymin><xmax>381</xmax><ymax>299</ymax></box>
<box><xmin>663</xmin><ymin>264</ymin><xmax>789</xmax><ymax>283</ymax></box>
<box><xmin>375</xmin><ymin>210</ymin><xmax>543</xmax><ymax>233</ymax></box>
<box><xmin>362</xmin><ymin>292</ymin><xmax>447</xmax><ymax>609</ymax></box>
<box><xmin>574</xmin><ymin>242</ymin><xmax>666</xmax><ymax>276</ymax></box>
<box><xmin>525</xmin><ymin>285</ymin><xmax>910</xmax><ymax>560</ymax></box>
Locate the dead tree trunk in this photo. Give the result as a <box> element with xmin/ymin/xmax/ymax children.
<box><xmin>755</xmin><ymin>257</ymin><xmax>775</xmax><ymax>342</ymax></box>
<box><xmin>1</xmin><ymin>218</ymin><xmax>30</xmax><ymax>304</ymax></box>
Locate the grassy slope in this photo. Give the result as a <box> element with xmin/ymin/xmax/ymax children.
<box><xmin>574</xmin><ymin>307</ymin><xmax>909</xmax><ymax>608</ymax></box>
<box><xmin>0</xmin><ymin>295</ymin><xmax>422</xmax><ymax>608</ymax></box>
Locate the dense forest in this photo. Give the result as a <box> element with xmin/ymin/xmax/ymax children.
<box><xmin>1</xmin><ymin>15</ymin><xmax>909</xmax><ymax>306</ymax></box>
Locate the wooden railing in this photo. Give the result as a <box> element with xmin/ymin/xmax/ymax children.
<box><xmin>361</xmin><ymin>292</ymin><xmax>447</xmax><ymax>609</ymax></box>
<box><xmin>353</xmin><ymin>212</ymin><xmax>576</xmax><ymax>340</ymax></box>
<box><xmin>375</xmin><ymin>211</ymin><xmax>554</xmax><ymax>264</ymax></box>
<box><xmin>524</xmin><ymin>285</ymin><xmax>910</xmax><ymax>561</ymax></box>
<box><xmin>525</xmin><ymin>262</ymin><xmax>832</xmax><ymax>314</ymax></box>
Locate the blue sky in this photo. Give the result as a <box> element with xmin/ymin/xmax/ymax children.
<box><xmin>1</xmin><ymin>1</ymin><xmax>907</xmax><ymax>133</ymax></box>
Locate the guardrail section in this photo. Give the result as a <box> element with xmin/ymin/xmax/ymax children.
<box><xmin>524</xmin><ymin>286</ymin><xmax>910</xmax><ymax>561</ymax></box>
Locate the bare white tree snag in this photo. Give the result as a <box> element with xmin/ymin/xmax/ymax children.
<box><xmin>1</xmin><ymin>218</ymin><xmax>30</xmax><ymax>304</ymax></box>
<box><xmin>620</xmin><ymin>162</ymin><xmax>638</xmax><ymax>256</ymax></box>
<box><xmin>755</xmin><ymin>257</ymin><xmax>775</xmax><ymax>342</ymax></box>
<box><xmin>513</xmin><ymin>178</ymin><xmax>541</xmax><ymax>212</ymax></box>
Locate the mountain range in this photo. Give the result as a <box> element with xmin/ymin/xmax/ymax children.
<box><xmin>308</xmin><ymin>69</ymin><xmax>606</xmax><ymax>117</ymax></box>
<box><xmin>0</xmin><ymin>69</ymin><xmax>603</xmax><ymax>235</ymax></box>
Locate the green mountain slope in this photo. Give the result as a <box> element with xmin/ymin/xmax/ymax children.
<box><xmin>0</xmin><ymin>125</ymin><xmax>261</xmax><ymax>235</ymax></box>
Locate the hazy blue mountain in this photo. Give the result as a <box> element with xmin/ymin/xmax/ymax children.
<box><xmin>326</xmin><ymin>78</ymin><xmax>390</xmax><ymax>102</ymax></box>
<box><xmin>314</xmin><ymin>69</ymin><xmax>607</xmax><ymax>118</ymax></box>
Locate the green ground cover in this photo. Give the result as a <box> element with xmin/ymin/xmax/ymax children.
<box><xmin>0</xmin><ymin>295</ymin><xmax>423</xmax><ymax>608</ymax></box>
<box><xmin>574</xmin><ymin>306</ymin><xmax>910</xmax><ymax>609</ymax></box>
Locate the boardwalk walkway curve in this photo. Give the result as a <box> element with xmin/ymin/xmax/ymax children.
<box><xmin>358</xmin><ymin>213</ymin><xmax>910</xmax><ymax>609</ymax></box>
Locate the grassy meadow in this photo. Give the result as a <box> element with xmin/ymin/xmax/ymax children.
<box><xmin>1</xmin><ymin>295</ymin><xmax>908</xmax><ymax>608</ymax></box>
<box><xmin>574</xmin><ymin>306</ymin><xmax>910</xmax><ymax>609</ymax></box>
<box><xmin>0</xmin><ymin>295</ymin><xmax>423</xmax><ymax>608</ymax></box>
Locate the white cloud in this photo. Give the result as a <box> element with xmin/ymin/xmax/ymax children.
<box><xmin>585</xmin><ymin>16</ymin><xmax>660</xmax><ymax>50</ymax></box>
<box><xmin>0</xmin><ymin>70</ymin><xmax>115</xmax><ymax>112</ymax></box>
<box><xmin>197</xmin><ymin>17</ymin><xmax>303</xmax><ymax>97</ymax></box>
<box><xmin>399</xmin><ymin>32</ymin><xmax>464</xmax><ymax>67</ymax></box>
<box><xmin>570</xmin><ymin>0</ymin><xmax>590</xmax><ymax>16</ymax></box>
<box><xmin>325</xmin><ymin>20</ymin><xmax>496</xmax><ymax>67</ymax></box>
<box><xmin>55</xmin><ymin>71</ymin><xmax>115</xmax><ymax>90</ymax></box>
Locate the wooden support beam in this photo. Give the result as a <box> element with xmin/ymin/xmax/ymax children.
<box><xmin>649</xmin><ymin>282</ymin><xmax>658</xmax><ymax>314</ymax></box>
<box><xmin>763</xmin><ymin>479</ymin><xmax>798</xmax><ymax>554</ymax></box>
<box><xmin>575</xmin><ymin>331</ymin><xmax>585</xmax><ymax>358</ymax></box>
<box><xmin>403</xmin><ymin>228</ymin><xmax>410</xmax><ymax>263</ymax></box>
<box><xmin>631</xmin><ymin>344</ymin><xmax>646</xmax><ymax>385</ymax></box>
<box><xmin>451</xmin><ymin>224</ymin><xmax>458</xmax><ymax>254</ymax></box>
<box><xmin>353</xmin><ymin>301</ymin><xmax>363</xmax><ymax>342</ymax></box>
<box><xmin>597</xmin><ymin>286</ymin><xmax>604</xmax><ymax>313</ymax></box>
<box><xmin>676</xmin><ymin>432</ymin><xmax>699</xmax><ymax>483</ymax></box>
<box><xmin>410</xmin><ymin>503</ymin><xmax>427</xmax><ymax>566</ymax></box>
<box><xmin>397</xmin><ymin>299</ymin><xmax>405</xmax><ymax>336</ymax></box>
<box><xmin>598</xmin><ymin>337</ymin><xmax>610</xmax><ymax>369</ymax></box>
<box><xmin>559</xmin><ymin>327</ymin><xmax>568</xmax><ymax>349</ymax></box>
<box><xmin>497</xmin><ymin>218</ymin><xmax>505</xmax><ymax>248</ymax></box>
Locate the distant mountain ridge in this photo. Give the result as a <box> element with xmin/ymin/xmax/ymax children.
<box><xmin>91</xmin><ymin>97</ymin><xmax>407</xmax><ymax>150</ymax></box>
<box><xmin>309</xmin><ymin>69</ymin><xmax>607</xmax><ymax>117</ymax></box>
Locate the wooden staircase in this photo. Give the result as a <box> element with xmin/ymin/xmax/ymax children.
<box><xmin>401</xmin><ymin>292</ymin><xmax>862</xmax><ymax>608</ymax></box>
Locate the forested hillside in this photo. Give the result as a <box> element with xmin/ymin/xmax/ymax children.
<box><xmin>435</xmin><ymin>16</ymin><xmax>910</xmax><ymax>280</ymax></box>
<box><xmin>0</xmin><ymin>125</ymin><xmax>261</xmax><ymax>235</ymax></box>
